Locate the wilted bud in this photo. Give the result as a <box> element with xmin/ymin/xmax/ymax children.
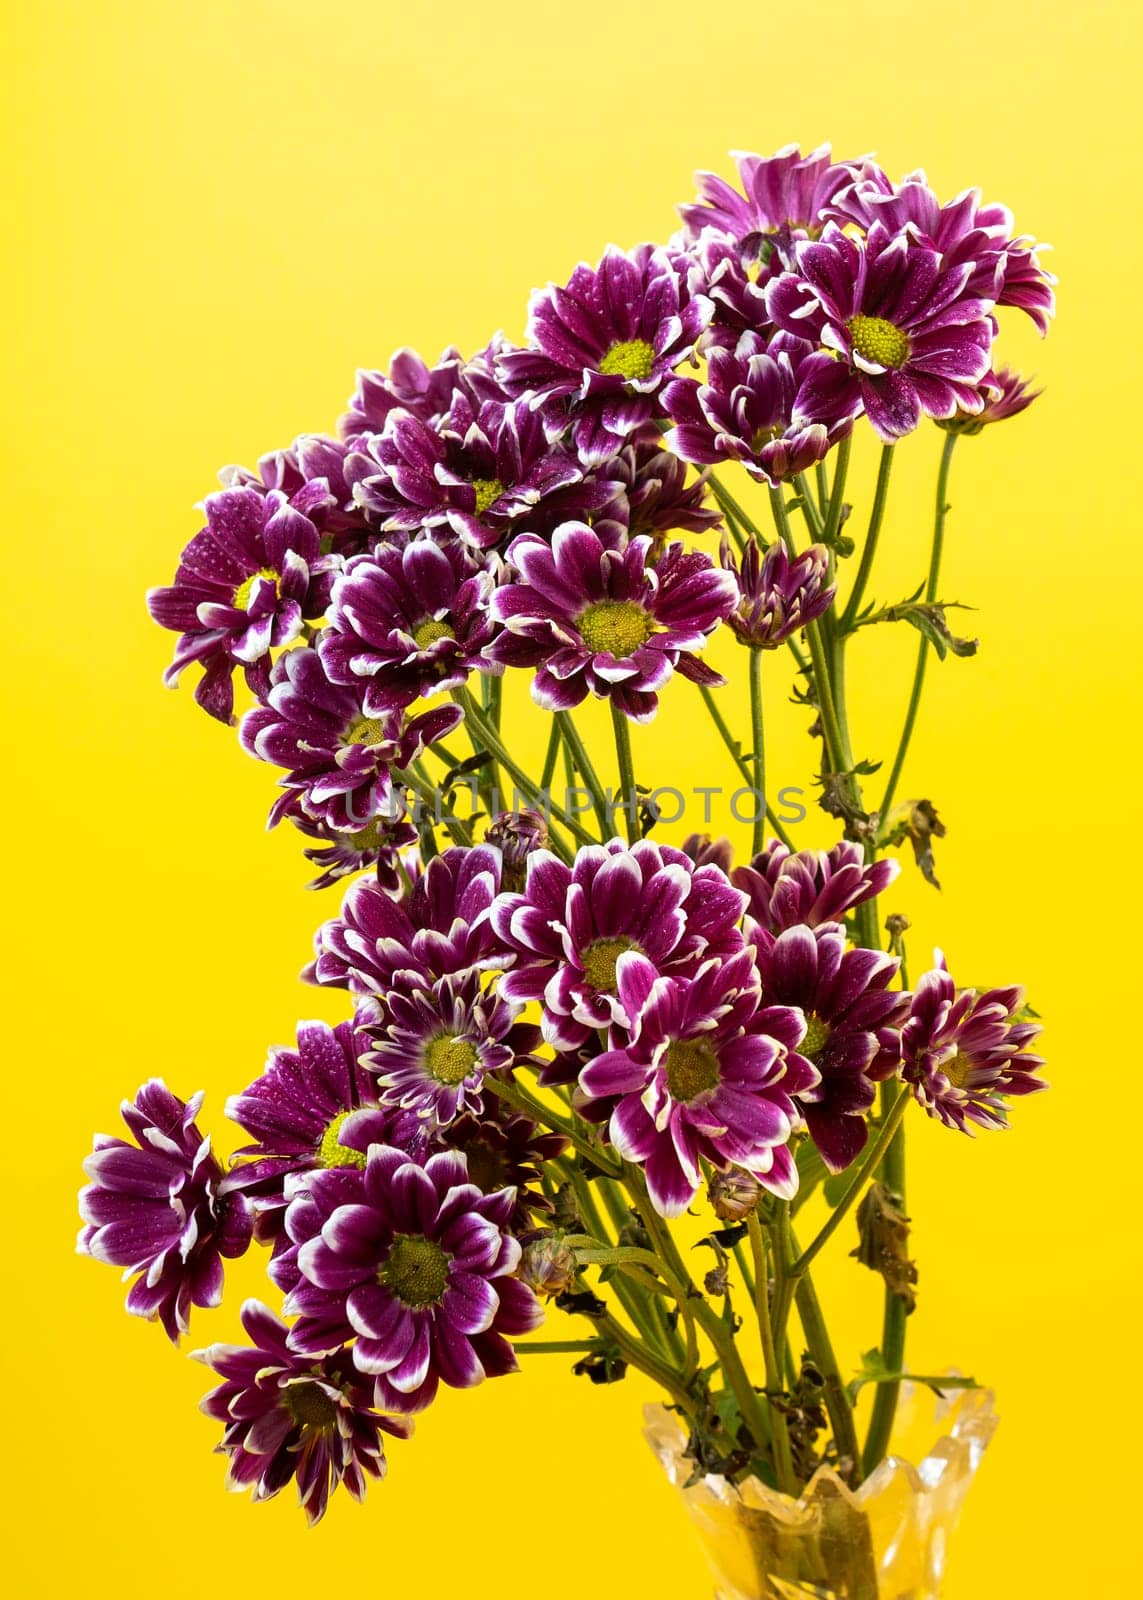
<box><xmin>681</xmin><ymin>833</ymin><xmax>734</xmax><ymax>874</ymax></box>
<box><xmin>519</xmin><ymin>1231</ymin><xmax>576</xmax><ymax>1298</ymax></box>
<box><xmin>708</xmin><ymin>1167</ymin><xmax>762</xmax><ymax>1223</ymax></box>
<box><xmin>937</xmin><ymin>367</ymin><xmax>1042</xmax><ymax>436</ymax></box>
<box><xmin>486</xmin><ymin>809</ymin><xmax>549</xmax><ymax>890</ymax></box>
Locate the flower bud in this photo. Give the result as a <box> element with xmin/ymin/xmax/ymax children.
<box><xmin>519</xmin><ymin>1232</ymin><xmax>576</xmax><ymax>1298</ymax></box>
<box><xmin>486</xmin><ymin>809</ymin><xmax>549</xmax><ymax>890</ymax></box>
<box><xmin>708</xmin><ymin>1167</ymin><xmax>762</xmax><ymax>1222</ymax></box>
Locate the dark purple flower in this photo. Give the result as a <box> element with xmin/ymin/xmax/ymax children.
<box><xmin>664</xmin><ymin>332</ymin><xmax>856</xmax><ymax>487</ymax></box>
<box><xmin>293</xmin><ymin>810</ymin><xmax>420</xmax><ymax>893</ymax></box>
<box><xmin>307</xmin><ymin>845</ymin><xmax>504</xmax><ymax>1020</ymax></box>
<box><xmin>344</xmin><ymin>394</ymin><xmax>601</xmax><ymax>554</ymax></box>
<box><xmin>491</xmin><ymin>837</ymin><xmax>747</xmax><ymax>1051</ymax></box>
<box><xmin>222</xmin><ymin>434</ymin><xmax>374</xmax><ymax>558</ymax></box>
<box><xmin>78</xmin><ymin>1081</ymin><xmax>252</xmax><ymax>1342</ymax></box>
<box><xmin>272</xmin><ymin>1145</ymin><xmax>543</xmax><ymax>1412</ymax></box>
<box><xmin>241</xmin><ymin>643</ymin><xmax>462</xmax><ymax>832</ymax></box>
<box><xmin>319</xmin><ymin>538</ymin><xmax>497</xmax><ymax>715</ymax></box>
<box><xmin>682</xmin><ymin>231</ymin><xmax>776</xmax><ymax>349</ymax></box>
<box><xmin>195</xmin><ymin>1300</ymin><xmax>411</xmax><ymax>1524</ymax></box>
<box><xmin>590</xmin><ymin>427</ymin><xmax>722</xmax><ymax>547</ymax></box>
<box><xmin>340</xmin><ymin>340</ymin><xmax>512</xmax><ymax>443</ymax></box>
<box><xmin>720</xmin><ymin>536</ymin><xmax>836</xmax><ymax>649</ymax></box>
<box><xmin>485</xmin><ymin>808</ymin><xmax>550</xmax><ymax>891</ymax></box>
<box><xmin>734</xmin><ymin>839</ymin><xmax>899</xmax><ymax>934</ymax></box>
<box><xmin>749</xmin><ymin>923</ymin><xmax>906</xmax><ymax>1171</ymax></box>
<box><xmin>766</xmin><ymin>222</ymin><xmax>995</xmax><ymax>441</ymax></box>
<box><xmin>938</xmin><ymin>366</ymin><xmax>1043</xmax><ymax>436</ymax></box>
<box><xmin>440</xmin><ymin>1107</ymin><xmax>566</xmax><ymax>1230</ymax></box>
<box><xmin>147</xmin><ymin>484</ymin><xmax>341</xmax><ymax>724</ymax></box>
<box><xmin>500</xmin><ymin>246</ymin><xmax>711</xmax><ymax>467</ymax></box>
<box><xmin>488</xmin><ymin>524</ymin><xmax>736</xmax><ymax>722</ymax></box>
<box><xmin>680</xmin><ymin>833</ymin><xmax>735</xmax><ymax>874</ymax></box>
<box><xmin>825</xmin><ymin>164</ymin><xmax>1056</xmax><ymax>334</ymax></box>
<box><xmin>900</xmin><ymin>957</ymin><xmax>1046</xmax><ymax>1132</ymax></box>
<box><xmin>679</xmin><ymin>145</ymin><xmax>855</xmax><ymax>266</ymax></box>
<box><xmin>365</xmin><ymin>970</ymin><xmax>524</xmax><ymax>1129</ymax></box>
<box><xmin>577</xmin><ymin>949</ymin><xmax>816</xmax><ymax>1216</ymax></box>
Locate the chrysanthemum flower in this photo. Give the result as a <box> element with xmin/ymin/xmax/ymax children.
<box><xmin>825</xmin><ymin>164</ymin><xmax>1056</xmax><ymax>334</ymax></box>
<box><xmin>78</xmin><ymin>1081</ymin><xmax>252</xmax><ymax>1341</ymax></box>
<box><xmin>365</xmin><ymin>970</ymin><xmax>528</xmax><ymax>1129</ymax></box>
<box><xmin>720</xmin><ymin>537</ymin><xmax>836</xmax><ymax>649</ymax></box>
<box><xmin>734</xmin><ymin>840</ymin><xmax>899</xmax><ymax>934</ymax></box>
<box><xmin>679</xmin><ymin>145</ymin><xmax>855</xmax><ymax>267</ymax></box>
<box><xmin>339</xmin><ymin>340</ymin><xmax>512</xmax><ymax>443</ymax></box>
<box><xmin>900</xmin><ymin>957</ymin><xmax>1046</xmax><ymax>1132</ymax></box>
<box><xmin>938</xmin><ymin>366</ymin><xmax>1042</xmax><ymax>436</ymax></box>
<box><xmin>591</xmin><ymin>427</ymin><xmax>722</xmax><ymax>547</ymax></box>
<box><xmin>500</xmin><ymin>245</ymin><xmax>711</xmax><ymax>467</ymax></box>
<box><xmin>272</xmin><ymin>1145</ymin><xmax>543</xmax><ymax>1412</ymax></box>
<box><xmin>147</xmin><ymin>483</ymin><xmax>341</xmax><ymax>723</ymax></box>
<box><xmin>485</xmin><ymin>808</ymin><xmax>549</xmax><ymax>891</ymax></box>
<box><xmin>488</xmin><ymin>524</ymin><xmax>736</xmax><ymax>721</ymax></box>
<box><xmin>319</xmin><ymin>538</ymin><xmax>498</xmax><ymax>715</ymax></box>
<box><xmin>749</xmin><ymin>923</ymin><xmax>906</xmax><ymax>1171</ymax></box>
<box><xmin>440</xmin><ymin>1106</ymin><xmax>566</xmax><ymax>1230</ymax></box>
<box><xmin>221</xmin><ymin>434</ymin><xmax>374</xmax><ymax>558</ymax></box>
<box><xmin>307</xmin><ymin>845</ymin><xmax>504</xmax><ymax>1020</ymax></box>
<box><xmin>664</xmin><ymin>332</ymin><xmax>856</xmax><ymax>487</ymax></box>
<box><xmin>345</xmin><ymin>394</ymin><xmax>602</xmax><ymax>554</ymax></box>
<box><xmin>577</xmin><ymin>949</ymin><xmax>816</xmax><ymax>1216</ymax></box>
<box><xmin>765</xmin><ymin>222</ymin><xmax>995</xmax><ymax>441</ymax></box>
<box><xmin>241</xmin><ymin>643</ymin><xmax>462</xmax><ymax>833</ymax></box>
<box><xmin>195</xmin><ymin>1300</ymin><xmax>412</xmax><ymax>1524</ymax></box>
<box><xmin>491</xmin><ymin>837</ymin><xmax>747</xmax><ymax>1051</ymax></box>
<box><xmin>292</xmin><ymin>810</ymin><xmax>420</xmax><ymax>893</ymax></box>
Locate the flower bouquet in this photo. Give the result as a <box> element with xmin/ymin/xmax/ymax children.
<box><xmin>79</xmin><ymin>144</ymin><xmax>1052</xmax><ymax>1596</ymax></box>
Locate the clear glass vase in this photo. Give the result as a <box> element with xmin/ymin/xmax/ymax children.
<box><xmin>644</xmin><ymin>1384</ymin><xmax>997</xmax><ymax>1599</ymax></box>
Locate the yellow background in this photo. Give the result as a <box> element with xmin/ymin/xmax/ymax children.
<box><xmin>6</xmin><ymin>1</ymin><xmax>1141</xmax><ymax>1594</ymax></box>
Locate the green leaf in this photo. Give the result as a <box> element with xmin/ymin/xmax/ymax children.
<box><xmin>846</xmin><ymin>1348</ymin><xmax>981</xmax><ymax>1406</ymax></box>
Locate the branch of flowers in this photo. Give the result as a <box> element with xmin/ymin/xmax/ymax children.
<box><xmin>822</xmin><ymin>433</ymin><xmax>853</xmax><ymax>548</ymax></box>
<box><xmin>877</xmin><ymin>431</ymin><xmax>959</xmax><ymax>823</ymax></box>
<box><xmin>484</xmin><ymin>1076</ymin><xmax>622</xmax><ymax>1178</ymax></box>
<box><xmin>787</xmin><ymin>1221</ymin><xmax>862</xmax><ymax>1488</ymax></box>
<box><xmin>610</xmin><ymin>701</ymin><xmax>641</xmax><ymax>843</ymax></box>
<box><xmin>694</xmin><ymin>683</ymin><xmax>795</xmax><ymax>850</ymax></box>
<box><xmin>708</xmin><ymin>478</ymin><xmax>749</xmax><ymax>554</ymax></box>
<box><xmin>839</xmin><ymin>444</ymin><xmax>895</xmax><ymax>633</ymax></box>
<box><xmin>788</xmin><ymin>1092</ymin><xmax>910</xmax><ymax>1280</ymax></box>
<box><xmin>555</xmin><ymin>711</ymin><xmax>611</xmax><ymax>837</ymax></box>
<box><xmin>452</xmin><ymin>688</ymin><xmax>599</xmax><ymax>848</ymax></box>
<box><xmin>747</xmin><ymin>1212</ymin><xmax>797</xmax><ymax>1495</ymax></box>
<box><xmin>748</xmin><ymin>647</ymin><xmax>767</xmax><ymax>856</ymax></box>
<box><xmin>789</xmin><ymin>476</ymin><xmax>824</xmax><ymax>541</ymax></box>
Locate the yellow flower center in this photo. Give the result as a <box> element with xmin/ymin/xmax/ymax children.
<box><xmin>800</xmin><ymin>1012</ymin><xmax>832</xmax><ymax>1058</ymax></box>
<box><xmin>380</xmin><ymin>1234</ymin><xmax>450</xmax><ymax>1308</ymax></box>
<box><xmin>282</xmin><ymin>1380</ymin><xmax>339</xmax><ymax>1429</ymax></box>
<box><xmin>412</xmin><ymin>617</ymin><xmax>456</xmax><ymax>649</ymax></box>
<box><xmin>598</xmin><ymin>338</ymin><xmax>656</xmax><ymax>381</ymax></box>
<box><xmin>317</xmin><ymin>1110</ymin><xmax>367</xmax><ymax>1170</ymax></box>
<box><xmin>232</xmin><ymin>567</ymin><xmax>278</xmax><ymax>611</ymax></box>
<box><xmin>343</xmin><ymin>715</ymin><xmax>390</xmax><ymax>748</ymax></box>
<box><xmin>942</xmin><ymin>1050</ymin><xmax>974</xmax><ymax>1090</ymax></box>
<box><xmin>580</xmin><ymin>936</ymin><xmax>641</xmax><ymax>995</ymax></box>
<box><xmin>665</xmin><ymin>1037</ymin><xmax>721</xmax><ymax>1103</ymax></box>
<box><xmin>577</xmin><ymin>600</ymin><xmax>655</xmax><ymax>657</ymax></box>
<box><xmin>471</xmin><ymin>477</ymin><xmax>504</xmax><ymax>515</ymax></box>
<box><xmin>424</xmin><ymin>1033</ymin><xmax>478</xmax><ymax>1085</ymax></box>
<box><xmin>848</xmin><ymin>315</ymin><xmax>910</xmax><ymax>370</ymax></box>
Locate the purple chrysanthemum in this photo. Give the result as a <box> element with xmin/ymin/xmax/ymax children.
<box><xmin>272</xmin><ymin>1145</ymin><xmax>543</xmax><ymax>1413</ymax></box>
<box><xmin>900</xmin><ymin>957</ymin><xmax>1046</xmax><ymax>1132</ymax></box>
<box><xmin>749</xmin><ymin>923</ymin><xmax>906</xmax><ymax>1171</ymax></box>
<box><xmin>340</xmin><ymin>340</ymin><xmax>511</xmax><ymax>443</ymax></box>
<box><xmin>765</xmin><ymin>222</ymin><xmax>996</xmax><ymax>441</ymax></box>
<box><xmin>241</xmin><ymin>643</ymin><xmax>462</xmax><ymax>832</ymax></box>
<box><xmin>365</xmin><ymin>970</ymin><xmax>528</xmax><ymax>1129</ymax></box>
<box><xmin>939</xmin><ymin>365</ymin><xmax>1043</xmax><ymax>436</ymax></box>
<box><xmin>491</xmin><ymin>837</ymin><xmax>747</xmax><ymax>1051</ymax></box>
<box><xmin>293</xmin><ymin>809</ymin><xmax>420</xmax><ymax>893</ymax></box>
<box><xmin>221</xmin><ymin>434</ymin><xmax>374</xmax><ymax>559</ymax></box>
<box><xmin>576</xmin><ymin>949</ymin><xmax>816</xmax><ymax>1217</ymax></box>
<box><xmin>78</xmin><ymin>1081</ymin><xmax>252</xmax><ymax>1341</ymax></box>
<box><xmin>591</xmin><ymin>427</ymin><xmax>722</xmax><ymax>548</ymax></box>
<box><xmin>440</xmin><ymin>1106</ymin><xmax>566</xmax><ymax>1230</ymax></box>
<box><xmin>488</xmin><ymin>524</ymin><xmax>736</xmax><ymax>722</ymax></box>
<box><xmin>307</xmin><ymin>845</ymin><xmax>504</xmax><ymax>1020</ymax></box>
<box><xmin>664</xmin><ymin>332</ymin><xmax>857</xmax><ymax>487</ymax></box>
<box><xmin>500</xmin><ymin>245</ymin><xmax>710</xmax><ymax>467</ymax></box>
<box><xmin>147</xmin><ymin>483</ymin><xmax>341</xmax><ymax>724</ymax></box>
<box><xmin>719</xmin><ymin>536</ymin><xmax>837</xmax><ymax>649</ymax></box>
<box><xmin>679</xmin><ymin>145</ymin><xmax>855</xmax><ymax>267</ymax></box>
<box><xmin>485</xmin><ymin>808</ymin><xmax>550</xmax><ymax>891</ymax></box>
<box><xmin>319</xmin><ymin>538</ymin><xmax>498</xmax><ymax>715</ymax></box>
<box><xmin>195</xmin><ymin>1300</ymin><xmax>412</xmax><ymax>1524</ymax></box>
<box><xmin>734</xmin><ymin>840</ymin><xmax>899</xmax><ymax>934</ymax></box>
<box><xmin>344</xmin><ymin>393</ymin><xmax>602</xmax><ymax>554</ymax></box>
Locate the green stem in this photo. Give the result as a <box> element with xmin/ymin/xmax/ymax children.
<box><xmin>748</xmin><ymin>647</ymin><xmax>766</xmax><ymax>856</ymax></box>
<box><xmin>596</xmin><ymin>1313</ymin><xmax>698</xmax><ymax>1417</ymax></box>
<box><xmin>609</xmin><ymin>700</ymin><xmax>640</xmax><ymax>843</ymax></box>
<box><xmin>839</xmin><ymin>444</ymin><xmax>895</xmax><ymax>632</ymax></box>
<box><xmin>788</xmin><ymin>1222</ymin><xmax>861</xmax><ymax>1486</ymax></box>
<box><xmin>397</xmin><ymin>764</ymin><xmax>474</xmax><ymax>848</ymax></box>
<box><xmin>558</xmin><ymin>1160</ymin><xmax>671</xmax><ymax>1359</ymax></box>
<box><xmin>862</xmin><ymin>1081</ymin><xmax>910</xmax><ymax>1477</ymax></box>
<box><xmin>453</xmin><ymin>689</ymin><xmax>596</xmax><ymax>847</ymax></box>
<box><xmin>555</xmin><ymin>711</ymin><xmax>611</xmax><ymax>838</ymax></box>
<box><xmin>768</xmin><ymin>485</ymin><xmax>846</xmax><ymax>773</ymax></box>
<box><xmin>695</xmin><ymin>683</ymin><xmax>794</xmax><ymax>850</ymax></box>
<box><xmin>878</xmin><ymin>433</ymin><xmax>958</xmax><ymax>822</ymax></box>
<box><xmin>514</xmin><ymin>1339</ymin><xmax>603</xmax><ymax>1354</ymax></box>
<box><xmin>791</xmin><ymin>475</ymin><xmax>824</xmax><ymax>540</ymax></box>
<box><xmin>709</xmin><ymin>472</ymin><xmax>766</xmax><ymax>541</ymax></box>
<box><xmin>747</xmin><ymin>1212</ymin><xmax>796</xmax><ymax>1494</ymax></box>
<box><xmin>822</xmin><ymin>434</ymin><xmax>852</xmax><ymax>547</ymax></box>
<box><xmin>539</xmin><ymin>717</ymin><xmax>562</xmax><ymax>791</ymax></box>
<box><xmin>789</xmin><ymin>1092</ymin><xmax>909</xmax><ymax>1280</ymax></box>
<box><xmin>483</xmin><ymin>1076</ymin><xmax>621</xmax><ymax>1177</ymax></box>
